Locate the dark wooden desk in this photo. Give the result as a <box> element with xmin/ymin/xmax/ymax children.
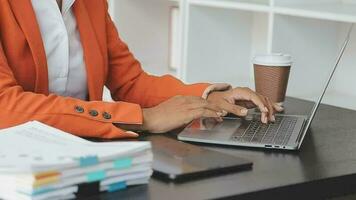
<box><xmin>89</xmin><ymin>97</ymin><xmax>356</xmax><ymax>200</ymax></box>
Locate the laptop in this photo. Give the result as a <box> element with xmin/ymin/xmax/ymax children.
<box><xmin>178</xmin><ymin>25</ymin><xmax>354</xmax><ymax>150</ymax></box>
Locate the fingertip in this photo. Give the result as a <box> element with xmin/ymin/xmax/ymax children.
<box><xmin>125</xmin><ymin>131</ymin><xmax>139</xmax><ymax>137</ymax></box>
<box><xmin>261</xmin><ymin>114</ymin><xmax>268</xmax><ymax>124</ymax></box>
<box><xmin>275</xmin><ymin>102</ymin><xmax>283</xmax><ymax>107</ymax></box>
<box><xmin>274</xmin><ymin>104</ymin><xmax>284</xmax><ymax>112</ymax></box>
<box><xmin>241</xmin><ymin>108</ymin><xmax>248</xmax><ymax>115</ymax></box>
<box><xmin>222</xmin><ymin>110</ymin><xmax>228</xmax><ymax>116</ymax></box>
<box><xmin>233</xmin><ymin>109</ymin><xmax>248</xmax><ymax>117</ymax></box>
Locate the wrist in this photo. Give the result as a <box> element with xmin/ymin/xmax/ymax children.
<box><xmin>141</xmin><ymin>108</ymin><xmax>150</xmax><ymax>132</ymax></box>
<box><xmin>202</xmin><ymin>83</ymin><xmax>232</xmax><ymax>99</ymax></box>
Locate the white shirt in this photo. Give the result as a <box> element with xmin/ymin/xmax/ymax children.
<box><xmin>31</xmin><ymin>0</ymin><xmax>88</xmax><ymax>100</ymax></box>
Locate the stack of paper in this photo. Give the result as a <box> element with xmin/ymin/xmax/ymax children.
<box><xmin>0</xmin><ymin>121</ymin><xmax>153</xmax><ymax>200</ymax></box>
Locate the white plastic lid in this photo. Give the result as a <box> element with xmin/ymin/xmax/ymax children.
<box><xmin>253</xmin><ymin>53</ymin><xmax>292</xmax><ymax>67</ymax></box>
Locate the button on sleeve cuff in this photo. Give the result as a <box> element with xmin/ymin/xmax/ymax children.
<box><xmin>72</xmin><ymin>101</ymin><xmax>143</xmax><ymax>125</ymax></box>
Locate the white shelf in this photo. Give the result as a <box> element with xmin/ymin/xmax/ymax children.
<box><xmin>112</xmin><ymin>0</ymin><xmax>356</xmax><ymax>110</ymax></box>
<box><xmin>169</xmin><ymin>0</ymin><xmax>180</xmax><ymax>6</ymax></box>
<box><xmin>188</xmin><ymin>0</ymin><xmax>270</xmax><ymax>13</ymax></box>
<box><xmin>274</xmin><ymin>2</ymin><xmax>356</xmax><ymax>23</ymax></box>
<box><xmin>188</xmin><ymin>0</ymin><xmax>356</xmax><ymax>23</ymax></box>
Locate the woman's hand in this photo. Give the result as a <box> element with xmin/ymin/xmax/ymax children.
<box><xmin>207</xmin><ymin>87</ymin><xmax>284</xmax><ymax>123</ymax></box>
<box><xmin>141</xmin><ymin>95</ymin><xmax>224</xmax><ymax>133</ymax></box>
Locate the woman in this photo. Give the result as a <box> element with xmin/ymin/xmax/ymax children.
<box><xmin>0</xmin><ymin>0</ymin><xmax>282</xmax><ymax>138</ymax></box>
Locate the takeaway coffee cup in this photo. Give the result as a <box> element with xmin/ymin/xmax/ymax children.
<box><xmin>253</xmin><ymin>53</ymin><xmax>292</xmax><ymax>104</ymax></box>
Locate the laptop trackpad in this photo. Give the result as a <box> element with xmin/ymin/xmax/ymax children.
<box><xmin>185</xmin><ymin>118</ymin><xmax>243</xmax><ymax>140</ymax></box>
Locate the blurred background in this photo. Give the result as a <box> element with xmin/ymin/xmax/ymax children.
<box><xmin>106</xmin><ymin>0</ymin><xmax>356</xmax><ymax>111</ymax></box>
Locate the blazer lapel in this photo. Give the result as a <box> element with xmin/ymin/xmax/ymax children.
<box><xmin>9</xmin><ymin>0</ymin><xmax>49</xmax><ymax>95</ymax></box>
<box><xmin>73</xmin><ymin>0</ymin><xmax>105</xmax><ymax>101</ymax></box>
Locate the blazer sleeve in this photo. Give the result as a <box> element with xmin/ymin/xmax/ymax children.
<box><xmin>0</xmin><ymin>42</ymin><xmax>142</xmax><ymax>139</ymax></box>
<box><xmin>104</xmin><ymin>2</ymin><xmax>211</xmax><ymax>108</ymax></box>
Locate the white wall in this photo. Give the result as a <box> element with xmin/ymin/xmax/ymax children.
<box><xmin>104</xmin><ymin>0</ymin><xmax>177</xmax><ymax>101</ymax></box>
<box><xmin>272</xmin><ymin>15</ymin><xmax>342</xmax><ymax>101</ymax></box>
<box><xmin>108</xmin><ymin>0</ymin><xmax>177</xmax><ymax>76</ymax></box>
<box><xmin>185</xmin><ymin>6</ymin><xmax>269</xmax><ymax>88</ymax></box>
<box><xmin>329</xmin><ymin>24</ymin><xmax>356</xmax><ymax>109</ymax></box>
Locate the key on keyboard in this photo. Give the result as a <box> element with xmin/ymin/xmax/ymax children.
<box><xmin>231</xmin><ymin>115</ymin><xmax>298</xmax><ymax>145</ymax></box>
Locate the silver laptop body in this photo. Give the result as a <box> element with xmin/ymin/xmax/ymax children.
<box><xmin>178</xmin><ymin>25</ymin><xmax>353</xmax><ymax>150</ymax></box>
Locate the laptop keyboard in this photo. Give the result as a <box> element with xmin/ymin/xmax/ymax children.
<box><xmin>231</xmin><ymin>115</ymin><xmax>298</xmax><ymax>145</ymax></box>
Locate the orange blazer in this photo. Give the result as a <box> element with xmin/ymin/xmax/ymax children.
<box><xmin>0</xmin><ymin>0</ymin><xmax>210</xmax><ymax>138</ymax></box>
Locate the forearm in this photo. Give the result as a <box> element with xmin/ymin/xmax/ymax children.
<box><xmin>111</xmin><ymin>72</ymin><xmax>212</xmax><ymax>108</ymax></box>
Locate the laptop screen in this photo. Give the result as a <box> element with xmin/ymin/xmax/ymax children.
<box><xmin>297</xmin><ymin>24</ymin><xmax>354</xmax><ymax>148</ymax></box>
